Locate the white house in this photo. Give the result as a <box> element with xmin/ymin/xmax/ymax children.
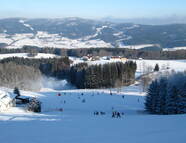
<box><xmin>0</xmin><ymin>91</ymin><xmax>16</xmax><ymax>112</ymax></box>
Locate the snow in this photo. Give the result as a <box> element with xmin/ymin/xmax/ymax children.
<box><xmin>0</xmin><ymin>31</ymin><xmax>112</xmax><ymax>49</ymax></box>
<box><xmin>0</xmin><ymin>91</ymin><xmax>15</xmax><ymax>112</ymax></box>
<box><xmin>0</xmin><ymin>53</ymin><xmax>58</xmax><ymax>59</ymax></box>
<box><xmin>0</xmin><ymin>59</ymin><xmax>186</xmax><ymax>143</ymax></box>
<box><xmin>19</xmin><ymin>19</ymin><xmax>34</xmax><ymax>31</ymax></box>
<box><xmin>83</xmin><ymin>25</ymin><xmax>109</xmax><ymax>40</ymax></box>
<box><xmin>163</xmin><ymin>47</ymin><xmax>186</xmax><ymax>51</ymax></box>
<box><xmin>113</xmin><ymin>31</ymin><xmax>123</xmax><ymax>36</ymax></box>
<box><xmin>119</xmin><ymin>44</ymin><xmax>156</xmax><ymax>49</ymax></box>
<box><xmin>135</xmin><ymin>59</ymin><xmax>186</xmax><ymax>74</ymax></box>
<box><xmin>0</xmin><ymin>82</ymin><xmax>185</xmax><ymax>143</ymax></box>
<box><xmin>70</xmin><ymin>57</ymin><xmax>186</xmax><ymax>73</ymax></box>
<box><xmin>124</xmin><ymin>24</ymin><xmax>140</xmax><ymax>30</ymax></box>
<box><xmin>0</xmin><ymin>34</ymin><xmax>14</xmax><ymax>45</ymax></box>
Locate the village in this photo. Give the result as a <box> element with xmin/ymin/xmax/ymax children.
<box><xmin>81</xmin><ymin>54</ymin><xmax>128</xmax><ymax>62</ymax></box>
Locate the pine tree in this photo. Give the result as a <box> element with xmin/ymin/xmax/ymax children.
<box><xmin>178</xmin><ymin>83</ymin><xmax>186</xmax><ymax>114</ymax></box>
<box><xmin>165</xmin><ymin>85</ymin><xmax>179</xmax><ymax>114</ymax></box>
<box><xmin>158</xmin><ymin>77</ymin><xmax>168</xmax><ymax>114</ymax></box>
<box><xmin>145</xmin><ymin>80</ymin><xmax>159</xmax><ymax>113</ymax></box>
<box><xmin>154</xmin><ymin>64</ymin><xmax>159</xmax><ymax>72</ymax></box>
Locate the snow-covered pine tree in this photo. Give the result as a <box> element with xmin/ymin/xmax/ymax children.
<box><xmin>177</xmin><ymin>83</ymin><xmax>186</xmax><ymax>114</ymax></box>
<box><xmin>145</xmin><ymin>80</ymin><xmax>159</xmax><ymax>113</ymax></box>
<box><xmin>154</xmin><ymin>64</ymin><xmax>159</xmax><ymax>72</ymax></box>
<box><xmin>165</xmin><ymin>85</ymin><xmax>179</xmax><ymax>114</ymax></box>
<box><xmin>158</xmin><ymin>77</ymin><xmax>168</xmax><ymax>114</ymax></box>
<box><xmin>154</xmin><ymin>85</ymin><xmax>162</xmax><ymax>114</ymax></box>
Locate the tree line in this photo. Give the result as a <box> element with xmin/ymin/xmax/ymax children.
<box><xmin>1</xmin><ymin>46</ymin><xmax>186</xmax><ymax>59</ymax></box>
<box><xmin>0</xmin><ymin>57</ymin><xmax>71</xmax><ymax>79</ymax></box>
<box><xmin>145</xmin><ymin>72</ymin><xmax>186</xmax><ymax>115</ymax></box>
<box><xmin>0</xmin><ymin>57</ymin><xmax>137</xmax><ymax>89</ymax></box>
<box><xmin>69</xmin><ymin>61</ymin><xmax>137</xmax><ymax>89</ymax></box>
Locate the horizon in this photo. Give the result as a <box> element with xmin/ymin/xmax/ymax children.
<box><xmin>1</xmin><ymin>0</ymin><xmax>186</xmax><ymax>19</ymax></box>
<box><xmin>0</xmin><ymin>16</ymin><xmax>186</xmax><ymax>25</ymax></box>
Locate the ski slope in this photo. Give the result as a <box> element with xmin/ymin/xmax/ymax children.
<box><xmin>0</xmin><ymin>59</ymin><xmax>186</xmax><ymax>143</ymax></box>
<box><xmin>0</xmin><ymin>83</ymin><xmax>185</xmax><ymax>143</ymax></box>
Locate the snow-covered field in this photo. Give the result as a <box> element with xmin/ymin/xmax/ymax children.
<box><xmin>0</xmin><ymin>59</ymin><xmax>186</xmax><ymax>143</ymax></box>
<box><xmin>118</xmin><ymin>44</ymin><xmax>156</xmax><ymax>49</ymax></box>
<box><xmin>0</xmin><ymin>84</ymin><xmax>185</xmax><ymax>143</ymax></box>
<box><xmin>70</xmin><ymin>57</ymin><xmax>186</xmax><ymax>74</ymax></box>
<box><xmin>163</xmin><ymin>47</ymin><xmax>186</xmax><ymax>51</ymax></box>
<box><xmin>0</xmin><ymin>53</ymin><xmax>58</xmax><ymax>59</ymax></box>
<box><xmin>0</xmin><ymin>32</ymin><xmax>112</xmax><ymax>49</ymax></box>
<box><xmin>1</xmin><ymin>30</ymin><xmax>185</xmax><ymax>50</ymax></box>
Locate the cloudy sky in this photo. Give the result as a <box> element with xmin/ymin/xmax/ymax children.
<box><xmin>0</xmin><ymin>0</ymin><xmax>185</xmax><ymax>19</ymax></box>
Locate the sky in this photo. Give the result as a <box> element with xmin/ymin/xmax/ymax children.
<box><xmin>0</xmin><ymin>0</ymin><xmax>186</xmax><ymax>19</ymax></box>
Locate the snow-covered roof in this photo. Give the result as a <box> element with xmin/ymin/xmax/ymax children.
<box><xmin>0</xmin><ymin>91</ymin><xmax>16</xmax><ymax>103</ymax></box>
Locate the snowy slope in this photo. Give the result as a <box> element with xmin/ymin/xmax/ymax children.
<box><xmin>163</xmin><ymin>47</ymin><xmax>186</xmax><ymax>51</ymax></box>
<box><xmin>70</xmin><ymin>57</ymin><xmax>186</xmax><ymax>73</ymax></box>
<box><xmin>0</xmin><ymin>32</ymin><xmax>112</xmax><ymax>49</ymax></box>
<box><xmin>19</xmin><ymin>20</ymin><xmax>34</xmax><ymax>31</ymax></box>
<box><xmin>0</xmin><ymin>84</ymin><xmax>185</xmax><ymax>143</ymax></box>
<box><xmin>118</xmin><ymin>44</ymin><xmax>156</xmax><ymax>49</ymax></box>
<box><xmin>0</xmin><ymin>53</ymin><xmax>58</xmax><ymax>59</ymax></box>
<box><xmin>0</xmin><ymin>59</ymin><xmax>186</xmax><ymax>143</ymax></box>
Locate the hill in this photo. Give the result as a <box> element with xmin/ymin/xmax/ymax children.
<box><xmin>0</xmin><ymin>18</ymin><xmax>186</xmax><ymax>49</ymax></box>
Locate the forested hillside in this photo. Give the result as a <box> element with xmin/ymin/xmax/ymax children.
<box><xmin>69</xmin><ymin>62</ymin><xmax>137</xmax><ymax>89</ymax></box>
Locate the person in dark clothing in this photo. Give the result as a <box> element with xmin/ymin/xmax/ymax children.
<box><xmin>57</xmin><ymin>93</ymin><xmax>61</xmax><ymax>96</ymax></box>
<box><xmin>117</xmin><ymin>112</ymin><xmax>121</xmax><ymax>118</ymax></box>
<box><xmin>112</xmin><ymin>112</ymin><xmax>115</xmax><ymax>118</ymax></box>
<box><xmin>100</xmin><ymin>112</ymin><xmax>106</xmax><ymax>115</ymax></box>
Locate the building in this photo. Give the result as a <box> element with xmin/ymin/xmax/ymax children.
<box><xmin>120</xmin><ymin>57</ymin><xmax>128</xmax><ymax>62</ymax></box>
<box><xmin>91</xmin><ymin>56</ymin><xmax>100</xmax><ymax>61</ymax></box>
<box><xmin>111</xmin><ymin>56</ymin><xmax>127</xmax><ymax>61</ymax></box>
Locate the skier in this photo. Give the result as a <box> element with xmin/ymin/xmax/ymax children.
<box><xmin>117</xmin><ymin>112</ymin><xmax>121</xmax><ymax>118</ymax></box>
<box><xmin>96</xmin><ymin>111</ymin><xmax>99</xmax><ymax>115</ymax></box>
<box><xmin>112</xmin><ymin>112</ymin><xmax>115</xmax><ymax>118</ymax></box>
<box><xmin>57</xmin><ymin>93</ymin><xmax>61</xmax><ymax>96</ymax></box>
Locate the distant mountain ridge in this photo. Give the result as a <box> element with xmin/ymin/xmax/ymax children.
<box><xmin>0</xmin><ymin>18</ymin><xmax>186</xmax><ymax>49</ymax></box>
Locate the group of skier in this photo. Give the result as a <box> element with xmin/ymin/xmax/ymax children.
<box><xmin>94</xmin><ymin>111</ymin><xmax>106</xmax><ymax>115</ymax></box>
<box><xmin>93</xmin><ymin>110</ymin><xmax>124</xmax><ymax>118</ymax></box>
<box><xmin>112</xmin><ymin>111</ymin><xmax>124</xmax><ymax>118</ymax></box>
